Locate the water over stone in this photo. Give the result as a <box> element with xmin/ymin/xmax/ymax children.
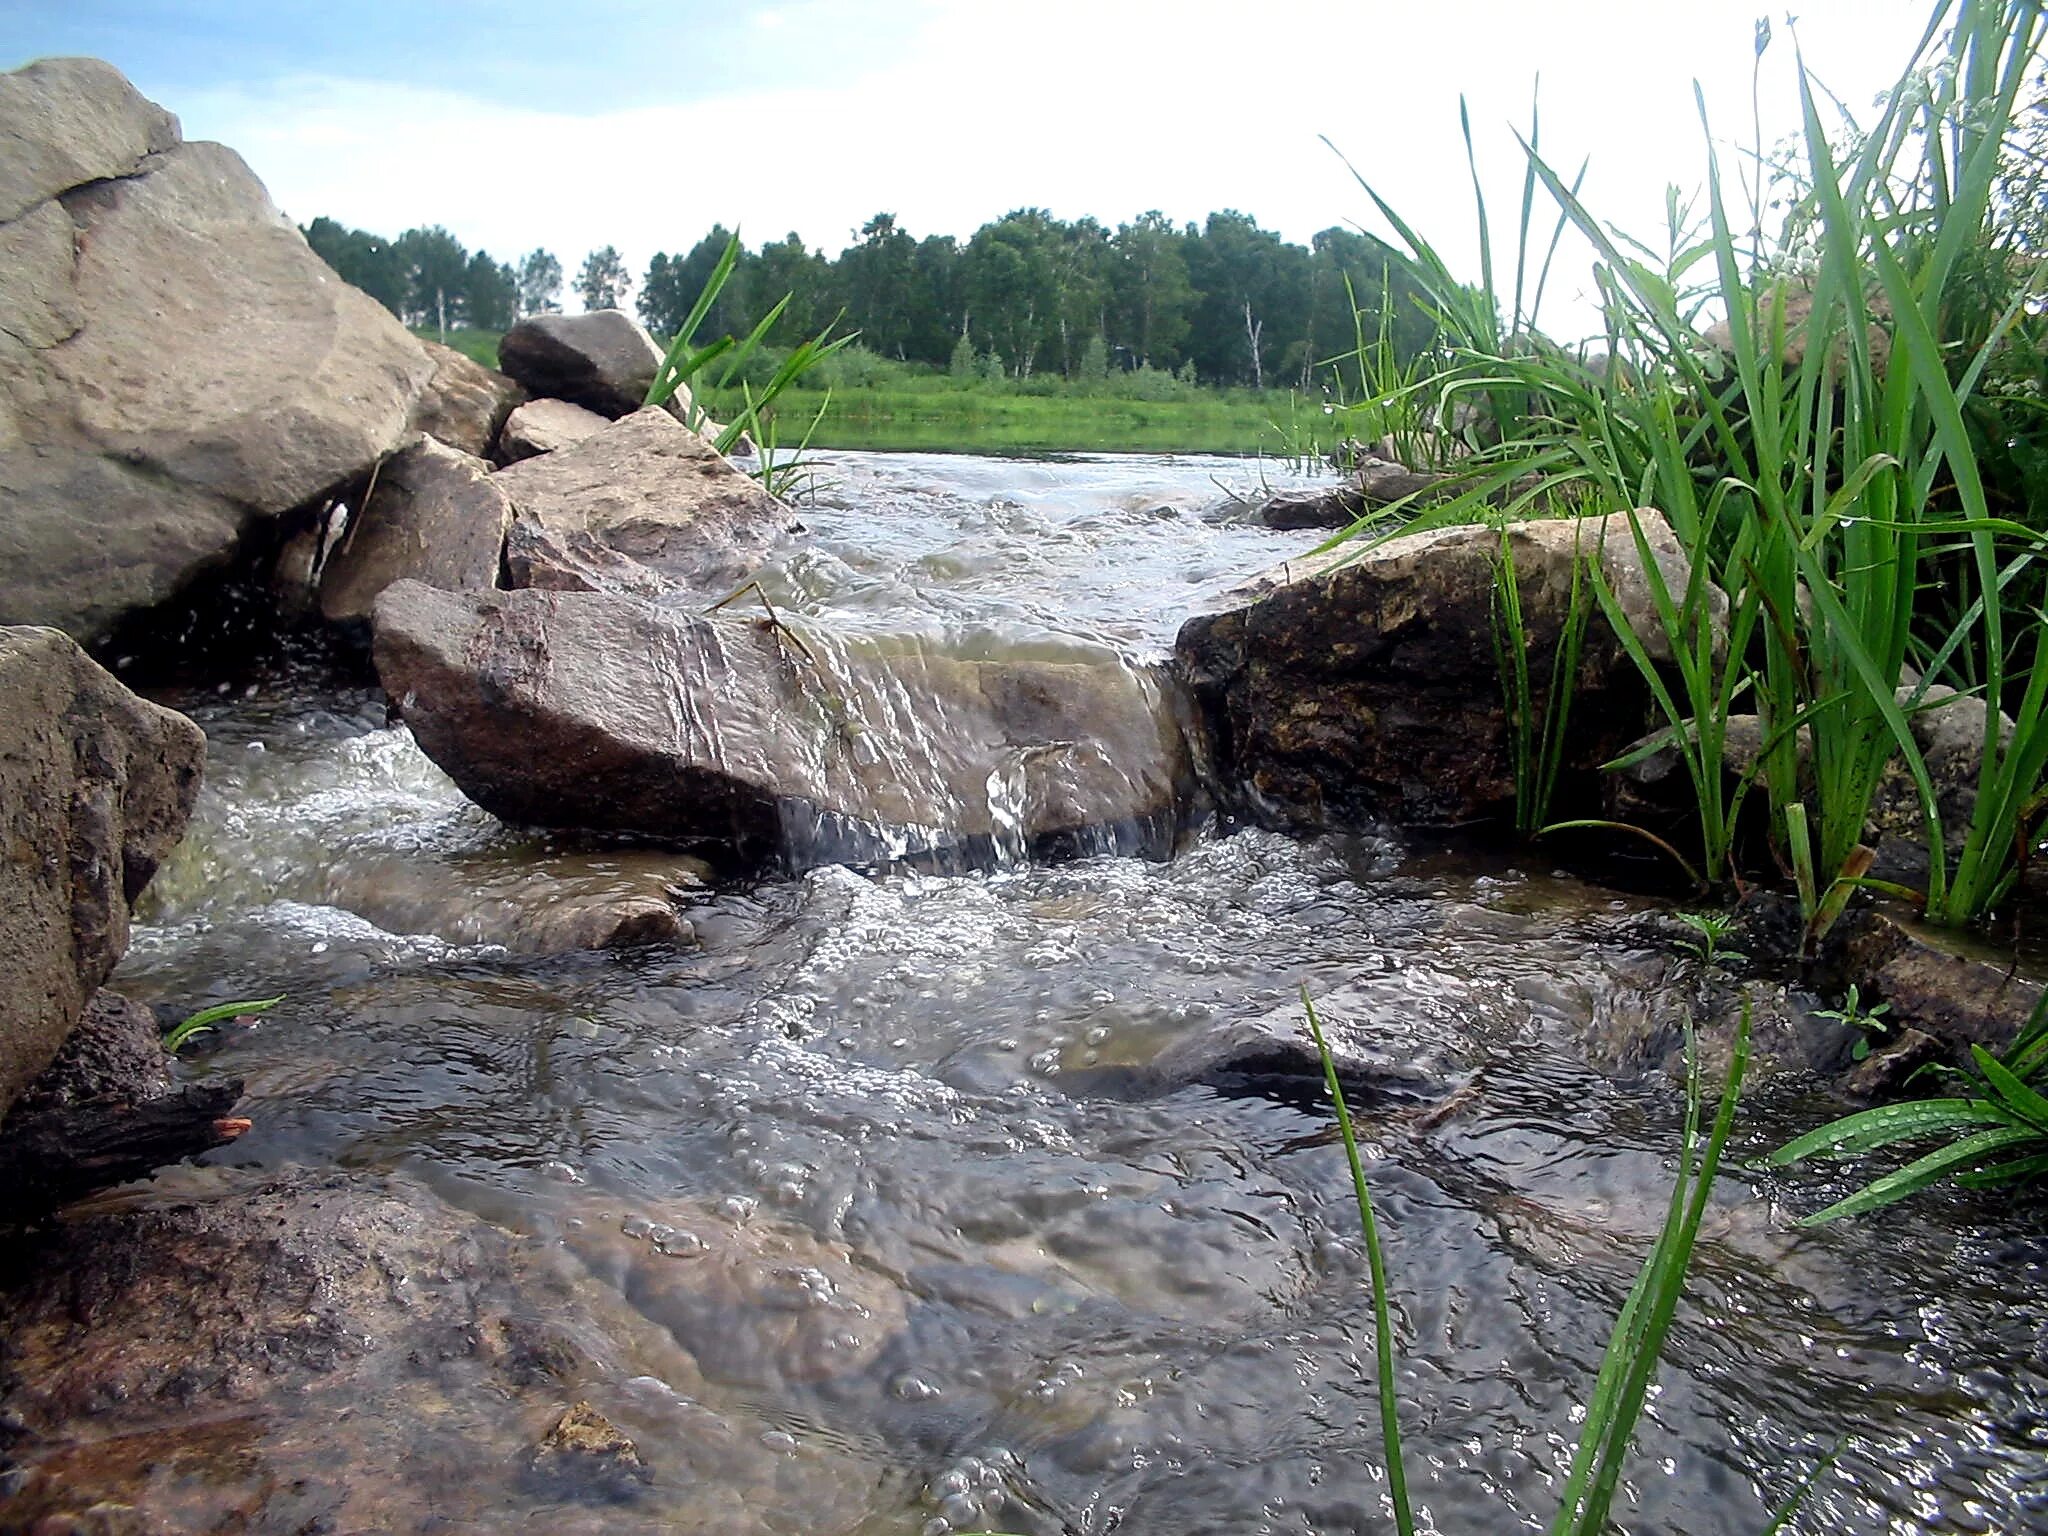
<box><xmin>373</xmin><ymin>580</ymin><xmax>1191</xmax><ymax>871</ymax></box>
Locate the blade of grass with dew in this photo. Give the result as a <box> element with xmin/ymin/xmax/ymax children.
<box><xmin>1302</xmin><ymin>986</ymin><xmax>1416</xmax><ymax>1536</ymax></box>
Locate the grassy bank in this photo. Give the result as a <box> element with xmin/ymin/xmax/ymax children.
<box><xmin>409</xmin><ymin>327</ymin><xmax>502</xmax><ymax>368</ymax></box>
<box><xmin>698</xmin><ymin>382</ymin><xmax>1321</xmax><ymax>456</ymax></box>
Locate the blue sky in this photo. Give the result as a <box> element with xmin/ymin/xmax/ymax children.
<box><xmin>6</xmin><ymin>1</ymin><xmax>1947</xmax><ymax>335</ymax></box>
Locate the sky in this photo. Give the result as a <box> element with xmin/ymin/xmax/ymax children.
<box><xmin>5</xmin><ymin>1</ymin><xmax>1952</xmax><ymax>337</ymax></box>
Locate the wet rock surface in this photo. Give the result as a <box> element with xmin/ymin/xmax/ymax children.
<box><xmin>0</xmin><ymin>1169</ymin><xmax>896</xmax><ymax>1534</ymax></box>
<box><xmin>374</xmin><ymin>581</ymin><xmax>1190</xmax><ymax>869</ymax></box>
<box><xmin>317</xmin><ymin>434</ymin><xmax>512</xmax><ymax>629</ymax></box>
<box><xmin>0</xmin><ymin>58</ymin><xmax>431</xmax><ymax>643</ymax></box>
<box><xmin>0</xmin><ymin>991</ymin><xmax>245</xmax><ymax>1224</ymax></box>
<box><xmin>1176</xmin><ymin>509</ymin><xmax>1704</xmax><ymax>829</ymax></box>
<box><xmin>495</xmin><ymin>407</ymin><xmax>797</xmax><ymax>596</ymax></box>
<box><xmin>0</xmin><ymin>628</ymin><xmax>204</xmax><ymax>1117</ymax></box>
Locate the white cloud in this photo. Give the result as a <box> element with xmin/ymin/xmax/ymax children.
<box><xmin>164</xmin><ymin>0</ymin><xmax>1938</xmax><ymax>336</ymax></box>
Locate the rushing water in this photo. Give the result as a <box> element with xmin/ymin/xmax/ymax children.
<box><xmin>85</xmin><ymin>452</ymin><xmax>2048</xmax><ymax>1533</ymax></box>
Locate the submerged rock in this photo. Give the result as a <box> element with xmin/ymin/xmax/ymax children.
<box><xmin>0</xmin><ymin>59</ymin><xmax>431</xmax><ymax>644</ymax></box>
<box><xmin>1176</xmin><ymin>509</ymin><xmax>1708</xmax><ymax>829</ymax></box>
<box><xmin>0</xmin><ymin>627</ymin><xmax>204</xmax><ymax>1118</ymax></box>
<box><xmin>374</xmin><ymin>581</ymin><xmax>1189</xmax><ymax>870</ymax></box>
<box><xmin>496</xmin><ymin>408</ymin><xmax>796</xmax><ymax>597</ymax></box>
<box><xmin>318</xmin><ymin>435</ymin><xmax>513</xmax><ymax>629</ymax></box>
<box><xmin>0</xmin><ymin>1169</ymin><xmax>892</xmax><ymax>1533</ymax></box>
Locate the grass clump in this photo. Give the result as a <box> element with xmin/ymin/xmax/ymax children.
<box><xmin>1328</xmin><ymin>0</ymin><xmax>2048</xmax><ymax>940</ymax></box>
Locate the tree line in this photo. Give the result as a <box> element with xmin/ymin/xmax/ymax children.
<box><xmin>303</xmin><ymin>209</ymin><xmax>1442</xmax><ymax>389</ymax></box>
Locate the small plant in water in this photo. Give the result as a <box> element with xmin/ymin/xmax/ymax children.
<box><xmin>163</xmin><ymin>995</ymin><xmax>283</xmax><ymax>1054</ymax></box>
<box><xmin>1304</xmin><ymin>987</ymin><xmax>1770</xmax><ymax>1534</ymax></box>
<box><xmin>1772</xmin><ymin>989</ymin><xmax>2048</xmax><ymax>1222</ymax></box>
<box><xmin>1813</xmin><ymin>984</ymin><xmax>1892</xmax><ymax>1062</ymax></box>
<box><xmin>1673</xmin><ymin>909</ymin><xmax>1745</xmax><ymax>969</ymax></box>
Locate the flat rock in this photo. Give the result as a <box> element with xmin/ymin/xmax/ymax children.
<box><xmin>409</xmin><ymin>339</ymin><xmax>522</xmax><ymax>459</ymax></box>
<box><xmin>0</xmin><ymin>627</ymin><xmax>204</xmax><ymax>1117</ymax></box>
<box><xmin>319</xmin><ymin>435</ymin><xmax>512</xmax><ymax>627</ymax></box>
<box><xmin>494</xmin><ymin>407</ymin><xmax>797</xmax><ymax>597</ymax></box>
<box><xmin>1175</xmin><ymin>509</ymin><xmax>1711</xmax><ymax>828</ymax></box>
<box><xmin>373</xmin><ymin>582</ymin><xmax>1189</xmax><ymax>871</ymax></box>
<box><xmin>499</xmin><ymin>396</ymin><xmax>611</xmax><ymax>464</ymax></box>
<box><xmin>497</xmin><ymin>309</ymin><xmax>677</xmax><ymax>420</ymax></box>
<box><xmin>0</xmin><ymin>60</ymin><xmax>433</xmax><ymax>642</ymax></box>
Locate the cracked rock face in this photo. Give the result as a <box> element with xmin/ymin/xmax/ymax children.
<box><xmin>0</xmin><ymin>57</ymin><xmax>433</xmax><ymax>645</ymax></box>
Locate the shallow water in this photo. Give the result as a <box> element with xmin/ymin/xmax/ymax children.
<box><xmin>91</xmin><ymin>452</ymin><xmax>2048</xmax><ymax>1533</ymax></box>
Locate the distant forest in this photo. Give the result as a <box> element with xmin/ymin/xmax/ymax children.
<box><xmin>302</xmin><ymin>209</ymin><xmax>1441</xmax><ymax>390</ymax></box>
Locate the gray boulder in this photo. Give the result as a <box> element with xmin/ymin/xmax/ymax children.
<box><xmin>319</xmin><ymin>435</ymin><xmax>513</xmax><ymax>627</ymax></box>
<box><xmin>0</xmin><ymin>58</ymin><xmax>432</xmax><ymax>643</ymax></box>
<box><xmin>373</xmin><ymin>582</ymin><xmax>1189</xmax><ymax>870</ymax></box>
<box><xmin>496</xmin><ymin>407</ymin><xmax>795</xmax><ymax>597</ymax></box>
<box><xmin>0</xmin><ymin>57</ymin><xmax>179</xmax><ymax>224</ymax></box>
<box><xmin>0</xmin><ymin>626</ymin><xmax>204</xmax><ymax>1118</ymax></box>
<box><xmin>498</xmin><ymin>396</ymin><xmax>610</xmax><ymax>464</ymax></box>
<box><xmin>497</xmin><ymin>309</ymin><xmax>693</xmax><ymax>421</ymax></box>
<box><xmin>1176</xmin><ymin>509</ymin><xmax>1708</xmax><ymax>828</ymax></box>
<box><xmin>409</xmin><ymin>340</ymin><xmax>522</xmax><ymax>459</ymax></box>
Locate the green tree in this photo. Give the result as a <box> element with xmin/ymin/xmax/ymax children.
<box><xmin>1180</xmin><ymin>211</ymin><xmax>1310</xmax><ymax>387</ymax></box>
<box><xmin>575</xmin><ymin>245</ymin><xmax>632</xmax><ymax>311</ymax></box>
<box><xmin>839</xmin><ymin>213</ymin><xmax>919</xmax><ymax>357</ymax></box>
<box><xmin>1109</xmin><ymin>212</ymin><xmax>1195</xmax><ymax>370</ymax></box>
<box><xmin>393</xmin><ymin>225</ymin><xmax>471</xmax><ymax>331</ymax></box>
<box><xmin>746</xmin><ymin>232</ymin><xmax>834</xmax><ymax>344</ymax></box>
<box><xmin>949</xmin><ymin>328</ymin><xmax>976</xmax><ymax>379</ymax></box>
<box><xmin>516</xmin><ymin>248</ymin><xmax>563</xmax><ymax>316</ymax></box>
<box><xmin>464</xmin><ymin>250</ymin><xmax>518</xmax><ymax>331</ymax></box>
<box><xmin>961</xmin><ymin>210</ymin><xmax>1061</xmax><ymax>377</ymax></box>
<box><xmin>903</xmin><ymin>235</ymin><xmax>963</xmax><ymax>364</ymax></box>
<box><xmin>1078</xmin><ymin>332</ymin><xmax>1109</xmax><ymax>388</ymax></box>
<box><xmin>303</xmin><ymin>216</ymin><xmax>407</xmax><ymax>317</ymax></box>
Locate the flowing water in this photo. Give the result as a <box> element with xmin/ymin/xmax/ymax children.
<box><xmin>72</xmin><ymin>452</ymin><xmax>2048</xmax><ymax>1532</ymax></box>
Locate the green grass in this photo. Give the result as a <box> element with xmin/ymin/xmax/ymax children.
<box><xmin>700</xmin><ymin>383</ymin><xmax>1322</xmax><ymax>456</ymax></box>
<box><xmin>408</xmin><ymin>326</ymin><xmax>501</xmax><ymax>369</ymax></box>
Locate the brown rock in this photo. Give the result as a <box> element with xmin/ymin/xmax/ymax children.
<box><xmin>409</xmin><ymin>340</ymin><xmax>522</xmax><ymax>459</ymax></box>
<box><xmin>496</xmin><ymin>309</ymin><xmax>683</xmax><ymax>420</ymax></box>
<box><xmin>498</xmin><ymin>396</ymin><xmax>611</xmax><ymax>465</ymax></box>
<box><xmin>1175</xmin><ymin>509</ymin><xmax>1708</xmax><ymax>829</ymax></box>
<box><xmin>494</xmin><ymin>408</ymin><xmax>795</xmax><ymax>597</ymax></box>
<box><xmin>0</xmin><ymin>627</ymin><xmax>204</xmax><ymax>1117</ymax></box>
<box><xmin>1836</xmin><ymin>905</ymin><xmax>2041</xmax><ymax>1052</ymax></box>
<box><xmin>372</xmin><ymin>581</ymin><xmax>1188</xmax><ymax>870</ymax></box>
<box><xmin>0</xmin><ymin>58</ymin><xmax>433</xmax><ymax>643</ymax></box>
<box><xmin>318</xmin><ymin>435</ymin><xmax>512</xmax><ymax>627</ymax></box>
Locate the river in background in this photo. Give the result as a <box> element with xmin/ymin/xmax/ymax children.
<box><xmin>91</xmin><ymin>451</ymin><xmax>2048</xmax><ymax>1534</ymax></box>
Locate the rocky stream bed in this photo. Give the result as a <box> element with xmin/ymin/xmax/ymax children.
<box><xmin>6</xmin><ymin>452</ymin><xmax>2048</xmax><ymax>1535</ymax></box>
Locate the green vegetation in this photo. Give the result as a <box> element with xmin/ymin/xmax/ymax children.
<box><xmin>306</xmin><ymin>204</ymin><xmax>1445</xmax><ymax>394</ymax></box>
<box><xmin>408</xmin><ymin>326</ymin><xmax>501</xmax><ymax>368</ymax></box>
<box><xmin>1772</xmin><ymin>990</ymin><xmax>2048</xmax><ymax>1219</ymax></box>
<box><xmin>163</xmin><ymin>995</ymin><xmax>283</xmax><ymax>1054</ymax></box>
<box><xmin>1305</xmin><ymin>989</ymin><xmax>1765</xmax><ymax>1534</ymax></box>
<box><xmin>1815</xmin><ymin>984</ymin><xmax>1894</xmax><ymax>1061</ymax></box>
<box><xmin>1673</xmin><ymin>909</ymin><xmax>1746</xmax><ymax>968</ymax></box>
<box><xmin>1327</xmin><ymin>0</ymin><xmax>2048</xmax><ymax>942</ymax></box>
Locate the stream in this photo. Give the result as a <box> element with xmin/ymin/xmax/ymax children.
<box><xmin>72</xmin><ymin>452</ymin><xmax>2048</xmax><ymax>1533</ymax></box>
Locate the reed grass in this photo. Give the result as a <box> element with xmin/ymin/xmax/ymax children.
<box><xmin>1328</xmin><ymin>0</ymin><xmax>2048</xmax><ymax>935</ymax></box>
<box><xmin>1305</xmin><ymin>988</ymin><xmax>1757</xmax><ymax>1534</ymax></box>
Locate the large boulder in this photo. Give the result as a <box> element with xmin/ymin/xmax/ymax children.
<box><xmin>373</xmin><ymin>582</ymin><xmax>1189</xmax><ymax>870</ymax></box>
<box><xmin>0</xmin><ymin>58</ymin><xmax>433</xmax><ymax>644</ymax></box>
<box><xmin>495</xmin><ymin>407</ymin><xmax>796</xmax><ymax>597</ymax></box>
<box><xmin>496</xmin><ymin>309</ymin><xmax>690</xmax><ymax>421</ymax></box>
<box><xmin>318</xmin><ymin>435</ymin><xmax>513</xmax><ymax>628</ymax></box>
<box><xmin>1175</xmin><ymin>509</ymin><xmax>1706</xmax><ymax>828</ymax></box>
<box><xmin>408</xmin><ymin>339</ymin><xmax>522</xmax><ymax>459</ymax></box>
<box><xmin>0</xmin><ymin>627</ymin><xmax>205</xmax><ymax>1118</ymax></box>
